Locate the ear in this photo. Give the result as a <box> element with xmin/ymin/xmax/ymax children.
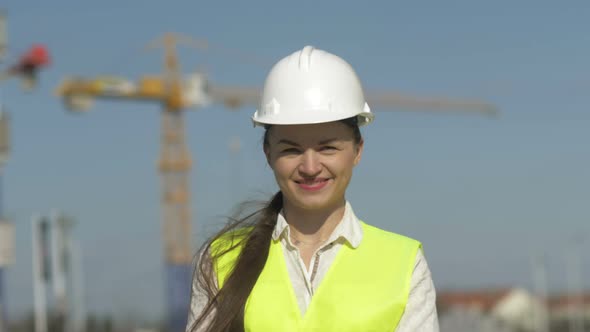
<box><xmin>263</xmin><ymin>144</ymin><xmax>272</xmax><ymax>168</ymax></box>
<box><xmin>353</xmin><ymin>138</ymin><xmax>364</xmax><ymax>166</ymax></box>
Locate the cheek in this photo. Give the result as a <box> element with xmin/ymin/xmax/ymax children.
<box><xmin>334</xmin><ymin>156</ymin><xmax>357</xmax><ymax>179</ymax></box>
<box><xmin>271</xmin><ymin>158</ymin><xmax>294</xmax><ymax>179</ymax></box>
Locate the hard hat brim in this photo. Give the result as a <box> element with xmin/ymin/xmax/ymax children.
<box><xmin>252</xmin><ymin>111</ymin><xmax>374</xmax><ymax>127</ymax></box>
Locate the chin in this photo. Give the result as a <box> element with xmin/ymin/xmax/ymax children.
<box><xmin>290</xmin><ymin>193</ymin><xmax>339</xmax><ymax>212</ymax></box>
<box><xmin>296</xmin><ymin>200</ymin><xmax>331</xmax><ymax>211</ymax></box>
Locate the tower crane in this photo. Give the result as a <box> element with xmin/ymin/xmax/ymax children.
<box><xmin>55</xmin><ymin>33</ymin><xmax>497</xmax><ymax>332</ymax></box>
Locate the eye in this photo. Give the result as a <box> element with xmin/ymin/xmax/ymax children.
<box><xmin>281</xmin><ymin>148</ymin><xmax>300</xmax><ymax>154</ymax></box>
<box><xmin>320</xmin><ymin>146</ymin><xmax>338</xmax><ymax>152</ymax></box>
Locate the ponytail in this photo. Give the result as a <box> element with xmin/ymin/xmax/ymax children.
<box><xmin>190</xmin><ymin>191</ymin><xmax>283</xmax><ymax>332</ymax></box>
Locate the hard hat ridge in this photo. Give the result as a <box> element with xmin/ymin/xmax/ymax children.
<box><xmin>298</xmin><ymin>45</ymin><xmax>315</xmax><ymax>71</ymax></box>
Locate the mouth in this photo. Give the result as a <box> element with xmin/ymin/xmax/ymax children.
<box><xmin>295</xmin><ymin>178</ymin><xmax>331</xmax><ymax>192</ymax></box>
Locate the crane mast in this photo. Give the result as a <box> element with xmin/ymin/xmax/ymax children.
<box><xmin>160</xmin><ymin>34</ymin><xmax>193</xmax><ymax>332</ymax></box>
<box><xmin>159</xmin><ymin>34</ymin><xmax>193</xmax><ymax>265</ymax></box>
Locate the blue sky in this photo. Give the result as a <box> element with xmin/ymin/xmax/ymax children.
<box><xmin>1</xmin><ymin>0</ymin><xmax>590</xmax><ymax>320</ymax></box>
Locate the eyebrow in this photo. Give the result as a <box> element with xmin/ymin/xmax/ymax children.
<box><xmin>277</xmin><ymin>139</ymin><xmax>301</xmax><ymax>147</ymax></box>
<box><xmin>318</xmin><ymin>138</ymin><xmax>339</xmax><ymax>145</ymax></box>
<box><xmin>276</xmin><ymin>138</ymin><xmax>340</xmax><ymax>146</ymax></box>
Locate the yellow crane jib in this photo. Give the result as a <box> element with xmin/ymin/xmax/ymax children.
<box><xmin>55</xmin><ymin>75</ymin><xmax>203</xmax><ymax>112</ymax></box>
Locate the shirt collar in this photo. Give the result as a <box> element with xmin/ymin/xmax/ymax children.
<box><xmin>272</xmin><ymin>201</ymin><xmax>363</xmax><ymax>248</ymax></box>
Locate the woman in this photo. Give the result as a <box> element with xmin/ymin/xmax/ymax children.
<box><xmin>187</xmin><ymin>46</ymin><xmax>439</xmax><ymax>332</ymax></box>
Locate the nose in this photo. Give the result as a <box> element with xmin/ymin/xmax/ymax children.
<box><xmin>298</xmin><ymin>149</ymin><xmax>322</xmax><ymax>177</ymax></box>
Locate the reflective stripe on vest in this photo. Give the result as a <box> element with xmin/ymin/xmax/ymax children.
<box><xmin>214</xmin><ymin>222</ymin><xmax>421</xmax><ymax>332</ymax></box>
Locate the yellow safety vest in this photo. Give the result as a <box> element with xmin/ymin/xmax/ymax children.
<box><xmin>213</xmin><ymin>222</ymin><xmax>421</xmax><ymax>332</ymax></box>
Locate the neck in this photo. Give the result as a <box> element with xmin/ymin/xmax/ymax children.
<box><xmin>283</xmin><ymin>199</ymin><xmax>347</xmax><ymax>244</ymax></box>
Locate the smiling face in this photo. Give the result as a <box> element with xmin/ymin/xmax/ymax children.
<box><xmin>264</xmin><ymin>120</ymin><xmax>363</xmax><ymax>213</ymax></box>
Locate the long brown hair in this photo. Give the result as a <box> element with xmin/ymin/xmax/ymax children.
<box><xmin>190</xmin><ymin>117</ymin><xmax>362</xmax><ymax>332</ymax></box>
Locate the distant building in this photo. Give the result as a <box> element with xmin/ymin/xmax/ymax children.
<box><xmin>438</xmin><ymin>288</ymin><xmax>548</xmax><ymax>332</ymax></box>
<box><xmin>439</xmin><ymin>307</ymin><xmax>513</xmax><ymax>332</ymax></box>
<box><xmin>548</xmin><ymin>293</ymin><xmax>590</xmax><ymax>326</ymax></box>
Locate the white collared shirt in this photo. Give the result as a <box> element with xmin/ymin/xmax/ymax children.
<box><xmin>187</xmin><ymin>202</ymin><xmax>439</xmax><ymax>332</ymax></box>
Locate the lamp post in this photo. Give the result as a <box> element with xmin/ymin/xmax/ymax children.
<box><xmin>0</xmin><ymin>108</ymin><xmax>12</xmax><ymax>332</ymax></box>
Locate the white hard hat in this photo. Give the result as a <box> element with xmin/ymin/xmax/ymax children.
<box><xmin>252</xmin><ymin>45</ymin><xmax>374</xmax><ymax>127</ymax></box>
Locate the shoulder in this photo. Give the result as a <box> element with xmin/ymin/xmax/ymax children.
<box><xmin>209</xmin><ymin>226</ymin><xmax>255</xmax><ymax>286</ymax></box>
<box><xmin>360</xmin><ymin>221</ymin><xmax>422</xmax><ymax>249</ymax></box>
<box><xmin>209</xmin><ymin>226</ymin><xmax>255</xmax><ymax>276</ymax></box>
<box><xmin>359</xmin><ymin>221</ymin><xmax>423</xmax><ymax>265</ymax></box>
<box><xmin>210</xmin><ymin>226</ymin><xmax>253</xmax><ymax>253</ymax></box>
